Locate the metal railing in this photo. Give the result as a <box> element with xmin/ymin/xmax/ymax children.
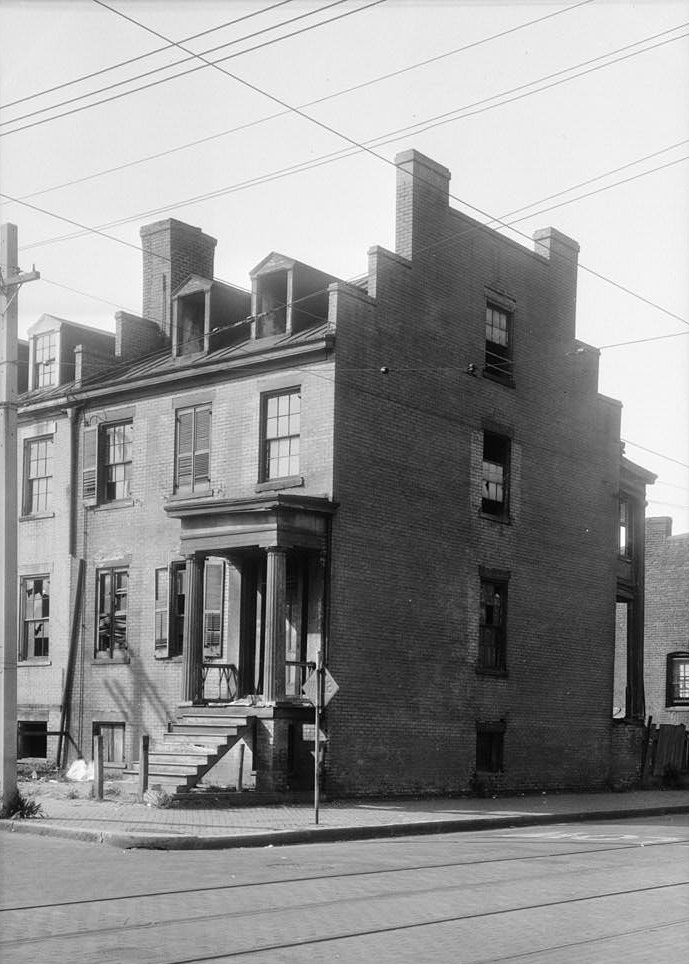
<box><xmin>201</xmin><ymin>663</ymin><xmax>239</xmax><ymax>702</ymax></box>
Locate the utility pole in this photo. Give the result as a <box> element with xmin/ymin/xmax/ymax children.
<box><xmin>0</xmin><ymin>223</ymin><xmax>39</xmax><ymax>810</ymax></box>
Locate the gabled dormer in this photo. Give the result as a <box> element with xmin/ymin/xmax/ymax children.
<box><xmin>26</xmin><ymin>314</ymin><xmax>115</xmax><ymax>392</ymax></box>
<box><xmin>250</xmin><ymin>253</ymin><xmax>336</xmax><ymax>339</ymax></box>
<box><xmin>171</xmin><ymin>275</ymin><xmax>251</xmax><ymax>357</ymax></box>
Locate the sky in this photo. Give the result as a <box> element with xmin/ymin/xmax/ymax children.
<box><xmin>1</xmin><ymin>0</ymin><xmax>688</xmax><ymax>532</ymax></box>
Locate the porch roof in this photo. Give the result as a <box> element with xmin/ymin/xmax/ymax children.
<box><xmin>164</xmin><ymin>492</ymin><xmax>336</xmax><ymax>553</ymax></box>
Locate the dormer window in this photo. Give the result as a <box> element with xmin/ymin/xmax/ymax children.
<box><xmin>33</xmin><ymin>331</ymin><xmax>57</xmax><ymax>388</ymax></box>
<box><xmin>256</xmin><ymin>271</ymin><xmax>288</xmax><ymax>337</ymax></box>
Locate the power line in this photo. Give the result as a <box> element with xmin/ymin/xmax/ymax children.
<box><xmin>0</xmin><ymin>0</ymin><xmax>294</xmax><ymax>111</ymax></box>
<box><xmin>0</xmin><ymin>0</ymin><xmax>353</xmax><ymax>129</ymax></box>
<box><xmin>623</xmin><ymin>441</ymin><xmax>689</xmax><ymax>470</ymax></box>
<box><xmin>18</xmin><ymin>139</ymin><xmax>689</xmax><ymax>268</ymax></box>
<box><xmin>5</xmin><ymin>0</ymin><xmax>597</xmax><ymax>206</ymax></box>
<box><xmin>0</xmin><ymin>0</ymin><xmax>383</xmax><ymax>137</ymax></box>
<box><xmin>599</xmin><ymin>331</ymin><xmax>689</xmax><ymax>350</ymax></box>
<box><xmin>8</xmin><ymin>7</ymin><xmax>687</xmax><ymax>348</ymax></box>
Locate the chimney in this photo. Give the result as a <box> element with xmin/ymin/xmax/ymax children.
<box><xmin>140</xmin><ymin>219</ymin><xmax>217</xmax><ymax>336</ymax></box>
<box><xmin>394</xmin><ymin>149</ymin><xmax>451</xmax><ymax>262</ymax></box>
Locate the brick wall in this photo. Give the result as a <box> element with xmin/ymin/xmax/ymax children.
<box><xmin>66</xmin><ymin>358</ymin><xmax>335</xmax><ymax>766</ymax></box>
<box><xmin>140</xmin><ymin>219</ymin><xmax>217</xmax><ymax>334</ymax></box>
<box><xmin>324</xmin><ymin>151</ymin><xmax>623</xmax><ymax>796</ymax></box>
<box><xmin>644</xmin><ymin>517</ymin><xmax>689</xmax><ymax>724</ymax></box>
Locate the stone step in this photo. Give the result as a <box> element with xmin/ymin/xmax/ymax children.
<box><xmin>147</xmin><ymin>763</ymin><xmax>203</xmax><ymax>776</ymax></box>
<box><xmin>171</xmin><ymin>724</ymin><xmax>241</xmax><ymax>738</ymax></box>
<box><xmin>147</xmin><ymin>773</ymin><xmax>195</xmax><ymax>789</ymax></box>
<box><xmin>159</xmin><ymin>733</ymin><xmax>227</xmax><ymax>748</ymax></box>
<box><xmin>151</xmin><ymin>741</ymin><xmax>218</xmax><ymax>755</ymax></box>
<box><xmin>174</xmin><ymin>716</ymin><xmax>244</xmax><ymax>729</ymax></box>
<box><xmin>149</xmin><ymin>752</ymin><xmax>217</xmax><ymax>767</ymax></box>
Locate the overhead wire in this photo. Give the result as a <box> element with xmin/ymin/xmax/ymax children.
<box><xmin>0</xmin><ymin>0</ymin><xmax>294</xmax><ymax>111</ymax></box>
<box><xmin>0</xmin><ymin>0</ymin><xmax>355</xmax><ymax>129</ymax></box>
<box><xmin>6</xmin><ymin>8</ymin><xmax>687</xmax><ymax>334</ymax></box>
<box><xmin>6</xmin><ymin>0</ymin><xmax>597</xmax><ymax>206</ymax></box>
<box><xmin>12</xmin><ymin>4</ymin><xmax>686</xmax><ymax>503</ymax></box>
<box><xmin>0</xmin><ymin>0</ymin><xmax>384</xmax><ymax>137</ymax></box>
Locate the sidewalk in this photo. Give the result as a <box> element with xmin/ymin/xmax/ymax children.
<box><xmin>1</xmin><ymin>782</ymin><xmax>687</xmax><ymax>850</ymax></box>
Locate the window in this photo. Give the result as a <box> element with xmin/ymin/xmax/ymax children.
<box><xmin>33</xmin><ymin>331</ymin><xmax>57</xmax><ymax>388</ymax></box>
<box><xmin>17</xmin><ymin>721</ymin><xmax>47</xmax><ymax>759</ymax></box>
<box><xmin>19</xmin><ymin>576</ymin><xmax>50</xmax><ymax>661</ymax></box>
<box><xmin>96</xmin><ymin>568</ymin><xmax>128</xmax><ymax>658</ymax></box>
<box><xmin>485</xmin><ymin>304</ymin><xmax>513</xmax><ymax>380</ymax></box>
<box><xmin>479</xmin><ymin>578</ymin><xmax>507</xmax><ymax>672</ymax></box>
<box><xmin>667</xmin><ymin>653</ymin><xmax>689</xmax><ymax>707</ymax></box>
<box><xmin>175</xmin><ymin>405</ymin><xmax>211</xmax><ymax>493</ymax></box>
<box><xmin>619</xmin><ymin>499</ymin><xmax>631</xmax><ymax>558</ymax></box>
<box><xmin>203</xmin><ymin>560</ymin><xmax>224</xmax><ymax>659</ymax></box>
<box><xmin>476</xmin><ymin>722</ymin><xmax>505</xmax><ymax>773</ymax></box>
<box><xmin>482</xmin><ymin>432</ymin><xmax>510</xmax><ymax>518</ymax></box>
<box><xmin>104</xmin><ymin>422</ymin><xmax>132</xmax><ymax>500</ymax></box>
<box><xmin>261</xmin><ymin>389</ymin><xmax>300</xmax><ymax>481</ymax></box>
<box><xmin>93</xmin><ymin>722</ymin><xmax>125</xmax><ymax>764</ymax></box>
<box><xmin>23</xmin><ymin>436</ymin><xmax>53</xmax><ymax>514</ymax></box>
<box><xmin>83</xmin><ymin>421</ymin><xmax>133</xmax><ymax>505</ymax></box>
<box><xmin>154</xmin><ymin>563</ymin><xmax>185</xmax><ymax>658</ymax></box>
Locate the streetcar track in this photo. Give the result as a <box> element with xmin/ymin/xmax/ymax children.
<box><xmin>8</xmin><ymin>855</ymin><xmax>686</xmax><ymax>949</ymax></box>
<box><xmin>3</xmin><ymin>835</ymin><xmax>687</xmax><ymax>914</ymax></box>
<box><xmin>55</xmin><ymin>881</ymin><xmax>687</xmax><ymax>964</ymax></box>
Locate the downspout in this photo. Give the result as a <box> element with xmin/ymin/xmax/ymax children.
<box><xmin>57</xmin><ymin>404</ymin><xmax>83</xmax><ymax>768</ymax></box>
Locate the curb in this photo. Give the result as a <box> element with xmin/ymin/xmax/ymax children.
<box><xmin>2</xmin><ymin>802</ymin><xmax>687</xmax><ymax>850</ymax></box>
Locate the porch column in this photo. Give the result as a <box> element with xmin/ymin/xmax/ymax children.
<box><xmin>181</xmin><ymin>554</ymin><xmax>204</xmax><ymax>703</ymax></box>
<box><xmin>263</xmin><ymin>546</ymin><xmax>287</xmax><ymax>702</ymax></box>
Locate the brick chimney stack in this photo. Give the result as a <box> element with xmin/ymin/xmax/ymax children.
<box><xmin>140</xmin><ymin>219</ymin><xmax>217</xmax><ymax>336</ymax></box>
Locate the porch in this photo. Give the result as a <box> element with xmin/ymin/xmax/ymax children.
<box><xmin>160</xmin><ymin>492</ymin><xmax>336</xmax><ymax>792</ymax></box>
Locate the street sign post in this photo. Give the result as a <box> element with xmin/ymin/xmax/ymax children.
<box><xmin>302</xmin><ymin>653</ymin><xmax>339</xmax><ymax>825</ymax></box>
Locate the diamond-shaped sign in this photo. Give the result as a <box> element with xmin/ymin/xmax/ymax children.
<box><xmin>302</xmin><ymin>668</ymin><xmax>340</xmax><ymax>707</ymax></box>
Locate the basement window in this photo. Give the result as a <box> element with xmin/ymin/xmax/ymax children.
<box><xmin>17</xmin><ymin>721</ymin><xmax>48</xmax><ymax>759</ymax></box>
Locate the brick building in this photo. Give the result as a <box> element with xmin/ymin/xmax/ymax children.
<box><xmin>642</xmin><ymin>517</ymin><xmax>689</xmax><ymax>724</ymax></box>
<box><xmin>15</xmin><ymin>150</ymin><xmax>653</xmax><ymax>795</ymax></box>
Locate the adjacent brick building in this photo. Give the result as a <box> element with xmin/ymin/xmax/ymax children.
<box><xmin>643</xmin><ymin>517</ymin><xmax>689</xmax><ymax>724</ymax></box>
<box><xmin>15</xmin><ymin>150</ymin><xmax>653</xmax><ymax>795</ymax></box>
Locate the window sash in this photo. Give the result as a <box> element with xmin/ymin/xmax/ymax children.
<box><xmin>19</xmin><ymin>577</ymin><xmax>50</xmax><ymax>660</ymax></box>
<box><xmin>24</xmin><ymin>437</ymin><xmax>53</xmax><ymax>514</ymax></box>
<box><xmin>104</xmin><ymin>422</ymin><xmax>133</xmax><ymax>501</ymax></box>
<box><xmin>203</xmin><ymin>560</ymin><xmax>224</xmax><ymax>658</ymax></box>
<box><xmin>479</xmin><ymin>581</ymin><xmax>507</xmax><ymax>671</ymax></box>
<box><xmin>34</xmin><ymin>332</ymin><xmax>57</xmax><ymax>388</ymax></box>
<box><xmin>485</xmin><ymin>305</ymin><xmax>513</xmax><ymax>377</ymax></box>
<box><xmin>481</xmin><ymin>433</ymin><xmax>510</xmax><ymax>516</ymax></box>
<box><xmin>262</xmin><ymin>390</ymin><xmax>301</xmax><ymax>480</ymax></box>
<box><xmin>668</xmin><ymin>655</ymin><xmax>689</xmax><ymax>705</ymax></box>
<box><xmin>96</xmin><ymin>568</ymin><xmax>128</xmax><ymax>656</ymax></box>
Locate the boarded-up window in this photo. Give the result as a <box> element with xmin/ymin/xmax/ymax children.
<box><xmin>93</xmin><ymin>722</ymin><xmax>125</xmax><ymax>764</ymax></box>
<box><xmin>479</xmin><ymin>579</ymin><xmax>507</xmax><ymax>672</ymax></box>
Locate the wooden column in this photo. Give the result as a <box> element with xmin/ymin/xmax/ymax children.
<box><xmin>263</xmin><ymin>547</ymin><xmax>287</xmax><ymax>702</ymax></box>
<box><xmin>181</xmin><ymin>555</ymin><xmax>204</xmax><ymax>703</ymax></box>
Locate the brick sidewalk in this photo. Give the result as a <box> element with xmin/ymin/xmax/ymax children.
<box><xmin>1</xmin><ymin>784</ymin><xmax>687</xmax><ymax>850</ymax></box>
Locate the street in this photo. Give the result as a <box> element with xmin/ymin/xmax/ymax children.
<box><xmin>1</xmin><ymin>814</ymin><xmax>687</xmax><ymax>963</ymax></box>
